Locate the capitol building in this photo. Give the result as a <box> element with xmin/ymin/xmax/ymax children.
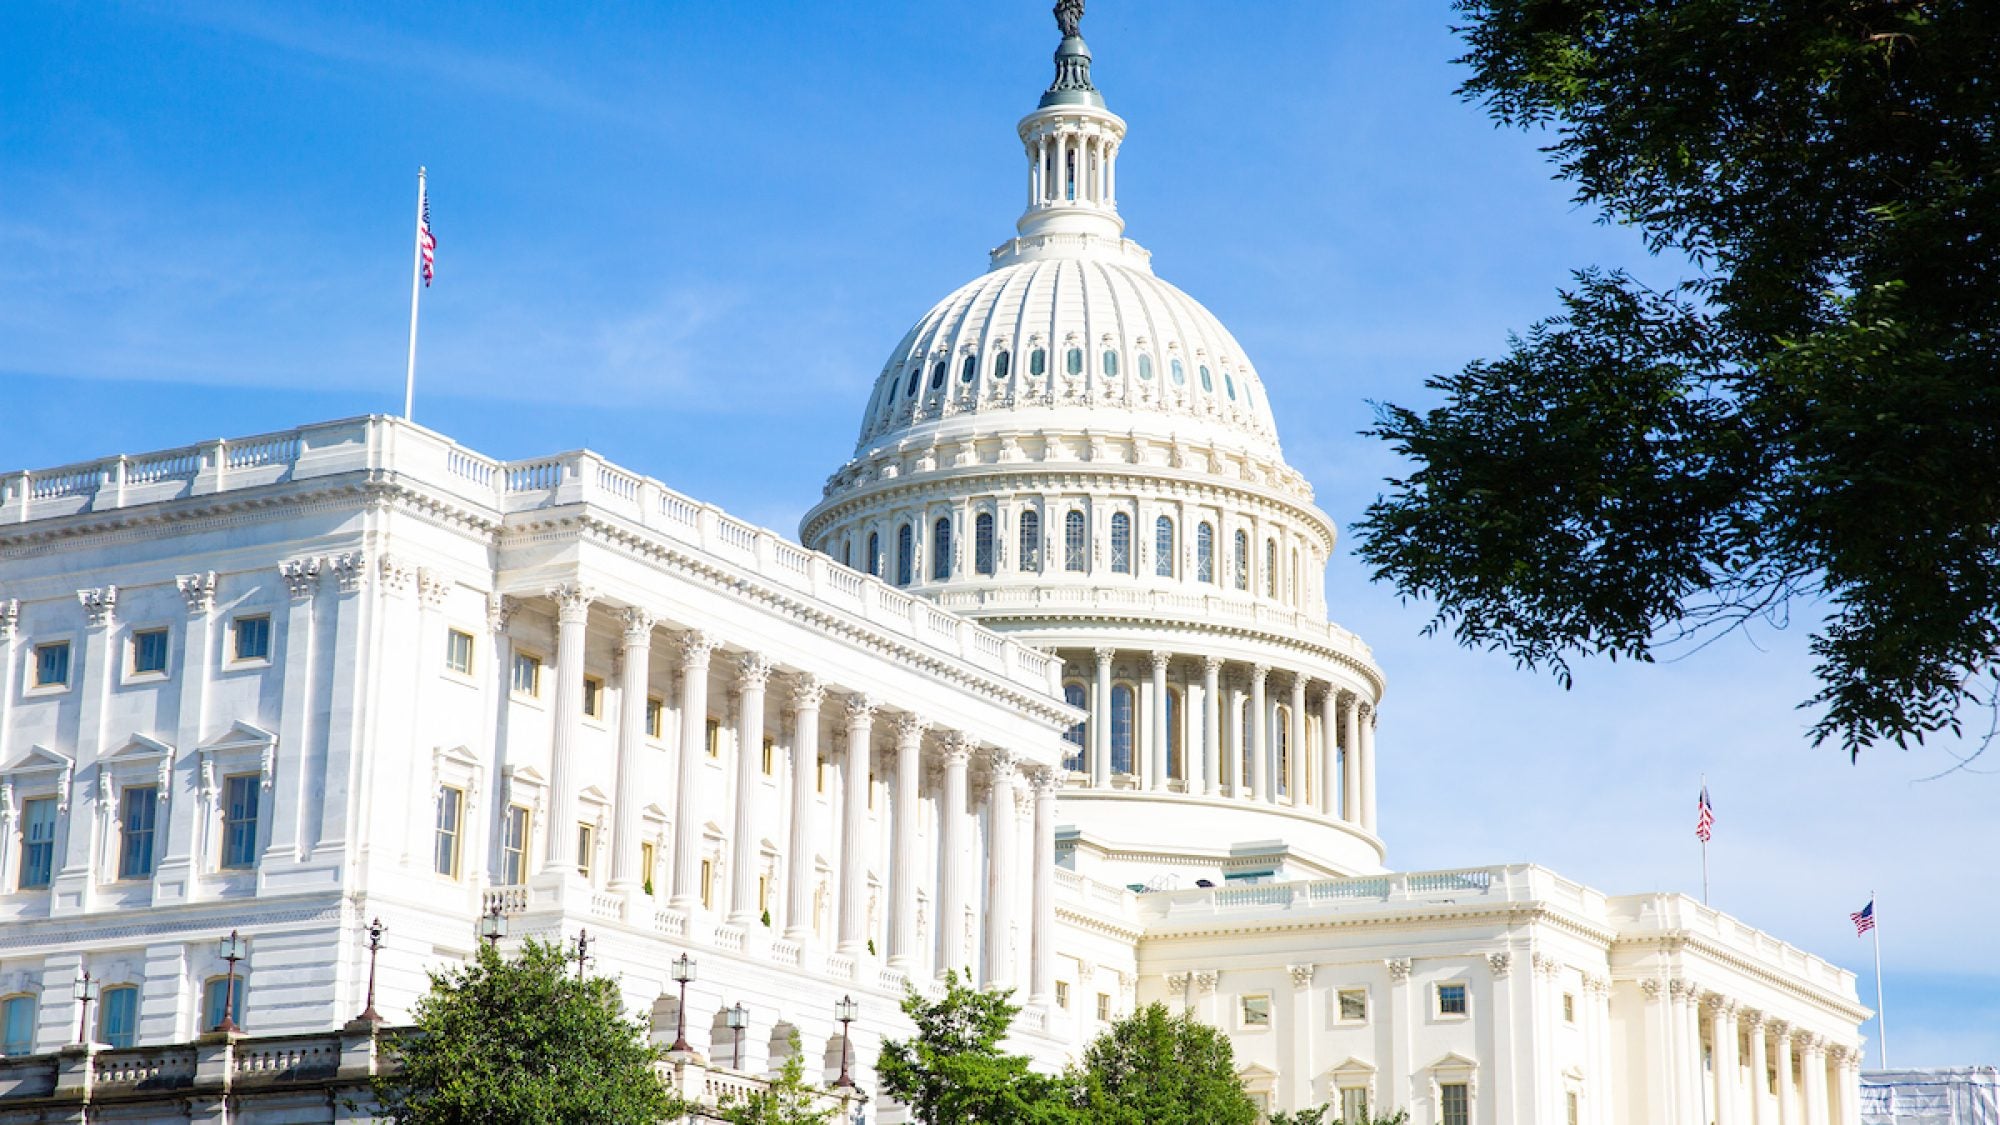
<box><xmin>0</xmin><ymin>8</ymin><xmax>1869</xmax><ymax>1124</ymax></box>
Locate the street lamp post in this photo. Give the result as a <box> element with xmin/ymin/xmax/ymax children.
<box><xmin>574</xmin><ymin>929</ymin><xmax>591</xmax><ymax>982</ymax></box>
<box><xmin>358</xmin><ymin>918</ymin><xmax>386</xmax><ymax>1024</ymax></box>
<box><xmin>833</xmin><ymin>995</ymin><xmax>858</xmax><ymax>1089</ymax></box>
<box><xmin>725</xmin><ymin>1002</ymin><xmax>748</xmax><ymax>1071</ymax></box>
<box><xmin>74</xmin><ymin>971</ymin><xmax>99</xmax><ymax>1045</ymax></box>
<box><xmin>668</xmin><ymin>953</ymin><xmax>696</xmax><ymax>1055</ymax></box>
<box><xmin>214</xmin><ymin>931</ymin><xmax>247</xmax><ymax>1034</ymax></box>
<box><xmin>478</xmin><ymin>905</ymin><xmax>508</xmax><ymax>948</ymax></box>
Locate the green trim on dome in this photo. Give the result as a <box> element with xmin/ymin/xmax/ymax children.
<box><xmin>1040</xmin><ymin>1</ymin><xmax>1104</xmax><ymax>108</ymax></box>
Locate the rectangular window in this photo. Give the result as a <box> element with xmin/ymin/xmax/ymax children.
<box><xmin>33</xmin><ymin>641</ymin><xmax>70</xmax><ymax>688</ymax></box>
<box><xmin>706</xmin><ymin>718</ymin><xmax>721</xmax><ymax>758</ymax></box>
<box><xmin>700</xmin><ymin>859</ymin><xmax>714</xmax><ymax>908</ymax></box>
<box><xmin>640</xmin><ymin>841</ymin><xmax>656</xmax><ymax>893</ymax></box>
<box><xmin>1239</xmin><ymin>994</ymin><xmax>1272</xmax><ymax>1028</ymax></box>
<box><xmin>1095</xmin><ymin>993</ymin><xmax>1110</xmax><ymax>1021</ymax></box>
<box><xmin>19</xmin><ymin>797</ymin><xmax>57</xmax><ymax>890</ymax></box>
<box><xmin>1340</xmin><ymin>1088</ymin><xmax>1369</xmax><ymax>1122</ymax></box>
<box><xmin>221</xmin><ymin>773</ymin><xmax>261</xmax><ymax>868</ymax></box>
<box><xmin>1566</xmin><ymin>1090</ymin><xmax>1580</xmax><ymax>1125</ymax></box>
<box><xmin>130</xmin><ymin>628</ymin><xmax>169</xmax><ymax>676</ymax></box>
<box><xmin>646</xmin><ymin>697</ymin><xmax>665</xmax><ymax>738</ymax></box>
<box><xmin>1337</xmin><ymin>988</ymin><xmax>1368</xmax><ymax>1022</ymax></box>
<box><xmin>202</xmin><ymin>978</ymin><xmax>242</xmax><ymax>1033</ymax></box>
<box><xmin>583</xmin><ymin>676</ymin><xmax>604</xmax><ymax>719</ymax></box>
<box><xmin>117</xmin><ymin>786</ymin><xmax>159</xmax><ymax>879</ymax></box>
<box><xmin>1441</xmin><ymin>1082</ymin><xmax>1470</xmax><ymax>1125</ymax></box>
<box><xmin>445</xmin><ymin>629</ymin><xmax>474</xmax><ymax>675</ymax></box>
<box><xmin>511</xmin><ymin>652</ymin><xmax>542</xmax><ymax>697</ymax></box>
<box><xmin>232</xmin><ymin>615</ymin><xmax>271</xmax><ymax>662</ymax></box>
<box><xmin>762</xmin><ymin>737</ymin><xmax>775</xmax><ymax>776</ymax></box>
<box><xmin>99</xmin><ymin>985</ymin><xmax>139</xmax><ymax>1048</ymax></box>
<box><xmin>1437</xmin><ymin>982</ymin><xmax>1468</xmax><ymax>1016</ymax></box>
<box><xmin>2</xmin><ymin>995</ymin><xmax>34</xmax><ymax>1055</ymax></box>
<box><xmin>816</xmin><ymin>757</ymin><xmax>827</xmax><ymax>793</ymax></box>
<box><xmin>1055</xmin><ymin>981</ymin><xmax>1070</xmax><ymax>1009</ymax></box>
<box><xmin>758</xmin><ymin>874</ymin><xmax>770</xmax><ymax>912</ymax></box>
<box><xmin>501</xmin><ymin>805</ymin><xmax>529</xmax><ymax>885</ymax></box>
<box><xmin>434</xmin><ymin>786</ymin><xmax>463</xmax><ymax>878</ymax></box>
<box><xmin>1563</xmin><ymin>993</ymin><xmax>1576</xmax><ymax>1022</ymax></box>
<box><xmin>576</xmin><ymin>823</ymin><xmax>594</xmax><ymax>878</ymax></box>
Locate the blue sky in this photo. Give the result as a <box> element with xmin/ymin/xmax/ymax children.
<box><xmin>4</xmin><ymin>1</ymin><xmax>1993</xmax><ymax>1067</ymax></box>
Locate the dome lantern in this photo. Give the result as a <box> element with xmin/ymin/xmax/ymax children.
<box><xmin>1014</xmin><ymin>1</ymin><xmax>1126</xmax><ymax>244</ymax></box>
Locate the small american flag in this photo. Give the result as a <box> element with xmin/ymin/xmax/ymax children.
<box><xmin>1695</xmin><ymin>786</ymin><xmax>1714</xmax><ymax>843</ymax></box>
<box><xmin>1851</xmin><ymin>900</ymin><xmax>1876</xmax><ymax>935</ymax></box>
<box><xmin>418</xmin><ymin>182</ymin><xmax>436</xmax><ymax>287</ymax></box>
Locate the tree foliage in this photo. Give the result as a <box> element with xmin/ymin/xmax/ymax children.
<box><xmin>1357</xmin><ymin>0</ymin><xmax>2000</xmax><ymax>757</ymax></box>
<box><xmin>1269</xmin><ymin>1108</ymin><xmax>1409</xmax><ymax>1125</ymax></box>
<box><xmin>875</xmin><ymin>970</ymin><xmax>1070</xmax><ymax>1125</ymax></box>
<box><xmin>371</xmin><ymin>939</ymin><xmax>685</xmax><ymax>1125</ymax></box>
<box><xmin>715</xmin><ymin>1034</ymin><xmax>840</xmax><ymax>1125</ymax></box>
<box><xmin>1063</xmin><ymin>1003</ymin><xmax>1259</xmax><ymax>1125</ymax></box>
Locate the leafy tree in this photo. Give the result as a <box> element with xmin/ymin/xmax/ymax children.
<box><xmin>1269</xmin><ymin>1108</ymin><xmax>1408</xmax><ymax>1125</ymax></box>
<box><xmin>715</xmin><ymin>1033</ymin><xmax>839</xmax><ymax>1125</ymax></box>
<box><xmin>1064</xmin><ymin>1003</ymin><xmax>1257</xmax><ymax>1125</ymax></box>
<box><xmin>1357</xmin><ymin>0</ymin><xmax>2000</xmax><ymax>757</ymax></box>
<box><xmin>371</xmin><ymin>938</ymin><xmax>686</xmax><ymax>1125</ymax></box>
<box><xmin>875</xmin><ymin>969</ymin><xmax>1071</xmax><ymax>1125</ymax></box>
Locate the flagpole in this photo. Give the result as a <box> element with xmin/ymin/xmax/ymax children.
<box><xmin>1700</xmin><ymin>774</ymin><xmax>1709</xmax><ymax>904</ymax></box>
<box><xmin>1871</xmin><ymin>890</ymin><xmax>1888</xmax><ymax>1069</ymax></box>
<box><xmin>403</xmin><ymin>166</ymin><xmax>426</xmax><ymax>421</ymax></box>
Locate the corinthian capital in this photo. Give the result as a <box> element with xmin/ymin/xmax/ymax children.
<box><xmin>77</xmin><ymin>586</ymin><xmax>118</xmax><ymax>629</ymax></box>
<box><xmin>619</xmin><ymin>607</ymin><xmax>656</xmax><ymax>645</ymax></box>
<box><xmin>940</xmin><ymin>733</ymin><xmax>975</xmax><ymax>768</ymax></box>
<box><xmin>987</xmin><ymin>748</ymin><xmax>1019</xmax><ymax>784</ymax></box>
<box><xmin>894</xmin><ymin>713</ymin><xmax>931</xmax><ymax>746</ymax></box>
<box><xmin>0</xmin><ymin>599</ymin><xmax>16</xmax><ymax>638</ymax></box>
<box><xmin>790</xmin><ymin>674</ymin><xmax>827</xmax><ymax>712</ymax></box>
<box><xmin>280</xmin><ymin>557</ymin><xmax>322</xmax><ymax>601</ymax></box>
<box><xmin>678</xmin><ymin>630</ymin><xmax>717</xmax><ymax>669</ymax></box>
<box><xmin>736</xmin><ymin>652</ymin><xmax>775</xmax><ymax>692</ymax></box>
<box><xmin>844</xmin><ymin>694</ymin><xmax>876</xmax><ymax>725</ymax></box>
<box><xmin>547</xmin><ymin>582</ymin><xmax>594</xmax><ymax>623</ymax></box>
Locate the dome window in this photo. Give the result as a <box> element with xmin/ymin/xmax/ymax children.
<box><xmin>930</xmin><ymin>361</ymin><xmax>947</xmax><ymax>390</ymax></box>
<box><xmin>1264</xmin><ymin>538</ymin><xmax>1278</xmax><ymax>597</ymax></box>
<box><xmin>1155</xmin><ymin>516</ymin><xmax>1175</xmax><ymax>577</ymax></box>
<box><xmin>1233</xmin><ymin>530</ymin><xmax>1250</xmax><ymax>591</ymax></box>
<box><xmin>1065</xmin><ymin>511</ymin><xmax>1087</xmax><ymax>572</ymax></box>
<box><xmin>1066</xmin><ymin>348</ymin><xmax>1084</xmax><ymax>376</ymax></box>
<box><xmin>1171</xmin><ymin>358</ymin><xmax>1186</xmax><ymax>385</ymax></box>
<box><xmin>974</xmin><ymin>512</ymin><xmax>995</xmax><ymax>575</ymax></box>
<box><xmin>994</xmin><ymin>351</ymin><xmax>1011</xmax><ymax>380</ymax></box>
<box><xmin>1138</xmin><ymin>354</ymin><xmax>1153</xmax><ymax>381</ymax></box>
<box><xmin>1110</xmin><ymin>512</ymin><xmax>1132</xmax><ymax>574</ymax></box>
<box><xmin>1031</xmin><ymin>348</ymin><xmax>1047</xmax><ymax>377</ymax></box>
<box><xmin>932</xmin><ymin>517</ymin><xmax>953</xmax><ymax>580</ymax></box>
<box><xmin>1197</xmin><ymin>522</ymin><xmax>1215</xmax><ymax>583</ymax></box>
<box><xmin>961</xmin><ymin>355</ymin><xmax>978</xmax><ymax>383</ymax></box>
<box><xmin>1019</xmin><ymin>509</ymin><xmax>1042</xmax><ymax>572</ymax></box>
<box><xmin>1110</xmin><ymin>685</ymin><xmax>1135</xmax><ymax>774</ymax></box>
<box><xmin>1224</xmin><ymin>371</ymin><xmax>1238</xmax><ymax>400</ymax></box>
<box><xmin>1199</xmin><ymin>365</ymin><xmax>1214</xmax><ymax>392</ymax></box>
<box><xmin>1102</xmin><ymin>350</ymin><xmax>1118</xmax><ymax>377</ymax></box>
<box><xmin>905</xmin><ymin>366</ymin><xmax>921</xmax><ymax>397</ymax></box>
<box><xmin>896</xmin><ymin>524</ymin><xmax>915</xmax><ymax>587</ymax></box>
<box><xmin>867</xmin><ymin>532</ymin><xmax>881</xmax><ymax>578</ymax></box>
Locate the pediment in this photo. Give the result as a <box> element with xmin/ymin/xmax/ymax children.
<box><xmin>1237</xmin><ymin>1062</ymin><xmax>1278</xmax><ymax>1082</ymax></box>
<box><xmin>107</xmin><ymin>733</ymin><xmax>175</xmax><ymax>761</ymax></box>
<box><xmin>436</xmin><ymin>744</ymin><xmax>482</xmax><ymax>771</ymax></box>
<box><xmin>1428</xmin><ymin>1051</ymin><xmax>1478</xmax><ymax>1075</ymax></box>
<box><xmin>641</xmin><ymin>801</ymin><xmax>668</xmax><ymax>821</ymax></box>
<box><xmin>578</xmin><ymin>784</ymin><xmax>610</xmax><ymax>807</ymax></box>
<box><xmin>505</xmin><ymin>765</ymin><xmax>548</xmax><ymax>789</ymax></box>
<box><xmin>1327</xmin><ymin>1056</ymin><xmax>1377</xmax><ymax>1080</ymax></box>
<box><xmin>3</xmin><ymin>744</ymin><xmax>73</xmax><ymax>777</ymax></box>
<box><xmin>201</xmin><ymin>720</ymin><xmax>277</xmax><ymax>755</ymax></box>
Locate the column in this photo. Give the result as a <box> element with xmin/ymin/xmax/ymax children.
<box><xmin>54</xmin><ymin>587</ymin><xmax>117</xmax><ymax>906</ymax></box>
<box><xmin>783</xmin><ymin>677</ymin><xmax>824</xmax><ymax>943</ymax></box>
<box><xmin>1200</xmin><ymin>657</ymin><xmax>1222</xmax><ymax>797</ymax></box>
<box><xmin>1288</xmin><ymin>674</ymin><xmax>1308</xmax><ymax>808</ymax></box>
<box><xmin>159</xmin><ymin>575</ymin><xmax>214</xmax><ymax>902</ymax></box>
<box><xmin>728</xmin><ymin>653</ymin><xmax>772</xmax><ymax>925</ymax></box>
<box><xmin>1359</xmin><ymin>702</ymin><xmax>1379</xmax><ymax>833</ymax></box>
<box><xmin>1029</xmin><ymin>768</ymin><xmax>1058</xmax><ymax>1005</ymax></box>
<box><xmin>937</xmin><ymin>735</ymin><xmax>973</xmax><ymax>975</ymax></box>
<box><xmin>609</xmin><ymin>609</ymin><xmax>655</xmax><ymax>896</ymax></box>
<box><xmin>1340</xmin><ymin>694</ymin><xmax>1362</xmax><ymax>823</ymax></box>
<box><xmin>542</xmin><ymin>584</ymin><xmax>593</xmax><ymax>873</ymax></box>
<box><xmin>1747</xmin><ymin>1012</ymin><xmax>1769</xmax><ymax>1125</ymax></box>
<box><xmin>1800</xmin><ymin>1035</ymin><xmax>1828</xmax><ymax>1125</ymax></box>
<box><xmin>837</xmin><ymin>695</ymin><xmax>874</xmax><ymax>955</ymax></box>
<box><xmin>983</xmin><ymin>750</ymin><xmax>1018</xmax><ymax>989</ymax></box>
<box><xmin>1247</xmin><ymin>665</ymin><xmax>1269</xmax><ymax>801</ymax></box>
<box><xmin>1318</xmin><ymin>688</ymin><xmax>1339</xmax><ymax>817</ymax></box>
<box><xmin>888</xmin><ymin>713</ymin><xmax>928</xmax><ymax>969</ymax></box>
<box><xmin>1148</xmin><ymin>652</ymin><xmax>1169</xmax><ymax>790</ymax></box>
<box><xmin>1834</xmin><ymin>1047</ymin><xmax>1859</xmax><ymax>1125</ymax></box>
<box><xmin>1091</xmin><ymin>648</ymin><xmax>1113</xmax><ymax>788</ymax></box>
<box><xmin>1225</xmin><ymin>677</ymin><xmax>1246</xmax><ymax>796</ymax></box>
<box><xmin>263</xmin><ymin>558</ymin><xmax>321</xmax><ymax>867</ymax></box>
<box><xmin>670</xmin><ymin>631</ymin><xmax>716</xmax><ymax>912</ymax></box>
<box><xmin>1712</xmin><ymin>998</ymin><xmax>1740</xmax><ymax>1125</ymax></box>
<box><xmin>1771</xmin><ymin>1021</ymin><xmax>1794</xmax><ymax>1125</ymax></box>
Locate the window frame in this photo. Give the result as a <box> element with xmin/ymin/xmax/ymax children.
<box><xmin>98</xmin><ymin>983</ymin><xmax>140</xmax><ymax>1048</ymax></box>
<box><xmin>219</xmin><ymin>772</ymin><xmax>262</xmax><ymax>870</ymax></box>
<box><xmin>116</xmin><ymin>784</ymin><xmax>161</xmax><ymax>881</ymax></box>
<box><xmin>1</xmin><ymin>994</ymin><xmax>36</xmax><ymax>1055</ymax></box>
<box><xmin>931</xmin><ymin>516</ymin><xmax>952</xmax><ymax>581</ymax></box>
<box><xmin>1064</xmin><ymin>511</ymin><xmax>1087</xmax><ymax>573</ymax></box>
<box><xmin>1109</xmin><ymin>512</ymin><xmax>1131</xmax><ymax>575</ymax></box>
<box><xmin>582</xmin><ymin>675</ymin><xmax>606</xmax><ymax>721</ymax></box>
<box><xmin>434</xmin><ymin>784</ymin><xmax>465</xmax><ymax>879</ymax></box>
<box><xmin>1336</xmin><ymin>987</ymin><xmax>1369</xmax><ymax>1024</ymax></box>
<box><xmin>511</xmin><ymin>650</ymin><xmax>545</xmax><ymax>699</ymax></box>
<box><xmin>229</xmin><ymin>614</ymin><xmax>272</xmax><ymax>666</ymax></box>
<box><xmin>1018</xmin><ymin>508</ymin><xmax>1041</xmax><ymax>573</ymax></box>
<box><xmin>500</xmin><ymin>804</ymin><xmax>531</xmax><ymax>886</ymax></box>
<box><xmin>1435</xmin><ymin>980</ymin><xmax>1470</xmax><ymax>1020</ymax></box>
<box><xmin>444</xmin><ymin>628</ymin><xmax>476</xmax><ymax>678</ymax></box>
<box><xmin>1237</xmin><ymin>992</ymin><xmax>1273</xmax><ymax>1031</ymax></box>
<box><xmin>201</xmin><ymin>977</ymin><xmax>243</xmax><ymax>1034</ymax></box>
<box><xmin>128</xmin><ymin>626</ymin><xmax>171</xmax><ymax>680</ymax></box>
<box><xmin>29</xmin><ymin>639</ymin><xmax>72</xmax><ymax>692</ymax></box>
<box><xmin>974</xmin><ymin>512</ymin><xmax>995</xmax><ymax>576</ymax></box>
<box><xmin>645</xmin><ymin>696</ymin><xmax>666</xmax><ymax>740</ymax></box>
<box><xmin>17</xmin><ymin>794</ymin><xmax>60</xmax><ymax>890</ymax></box>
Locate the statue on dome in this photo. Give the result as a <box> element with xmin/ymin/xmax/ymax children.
<box><xmin>1055</xmin><ymin>0</ymin><xmax>1084</xmax><ymax>39</ymax></box>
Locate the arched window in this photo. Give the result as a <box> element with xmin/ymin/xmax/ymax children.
<box><xmin>1062</xmin><ymin>682</ymin><xmax>1087</xmax><ymax>772</ymax></box>
<box><xmin>1</xmin><ymin>995</ymin><xmax>34</xmax><ymax>1055</ymax></box>
<box><xmin>1019</xmin><ymin>509</ymin><xmax>1041</xmax><ymax>571</ymax></box>
<box><xmin>1233</xmin><ymin>530</ymin><xmax>1250</xmax><ymax>591</ymax></box>
<box><xmin>99</xmin><ymin>984</ymin><xmax>139</xmax><ymax>1048</ymax></box>
<box><xmin>1199</xmin><ymin>365</ymin><xmax>1214</xmax><ymax>392</ymax></box>
<box><xmin>1065</xmin><ymin>511</ymin><xmax>1087</xmax><ymax>572</ymax></box>
<box><xmin>961</xmin><ymin>355</ymin><xmax>978</xmax><ymax>383</ymax></box>
<box><xmin>1031</xmin><ymin>348</ymin><xmax>1047</xmax><ymax>377</ymax></box>
<box><xmin>840</xmin><ymin>539</ymin><xmax>851</xmax><ymax>569</ymax></box>
<box><xmin>1239</xmin><ymin>696</ymin><xmax>1254</xmax><ymax>790</ymax></box>
<box><xmin>1197</xmin><ymin>522</ymin><xmax>1215</xmax><ymax>583</ymax></box>
<box><xmin>974</xmin><ymin>513</ymin><xmax>995</xmax><ymax>575</ymax></box>
<box><xmin>1066</xmin><ymin>347</ymin><xmax>1084</xmax><ymax>376</ymax></box>
<box><xmin>202</xmin><ymin>978</ymin><xmax>243</xmax><ymax>1034</ymax></box>
<box><xmin>1154</xmin><ymin>516</ymin><xmax>1175</xmax><ymax>577</ymax></box>
<box><xmin>1110</xmin><ymin>685</ymin><xmax>1135</xmax><ymax>775</ymax></box>
<box><xmin>896</xmin><ymin>524</ymin><xmax>914</xmax><ymax>587</ymax></box>
<box><xmin>932</xmin><ymin>517</ymin><xmax>953</xmax><ymax>581</ymax></box>
<box><xmin>1276</xmin><ymin>706</ymin><xmax>1292</xmax><ymax>798</ymax></box>
<box><xmin>1102</xmin><ymin>350</ymin><xmax>1118</xmax><ymax>377</ymax></box>
<box><xmin>1265</xmin><ymin>539</ymin><xmax>1278</xmax><ymax>598</ymax></box>
<box><xmin>1065</xmin><ymin>149</ymin><xmax>1077</xmax><ymax>200</ymax></box>
<box><xmin>1170</xmin><ymin>357</ymin><xmax>1186</xmax><ymax>385</ymax></box>
<box><xmin>905</xmin><ymin>365</ymin><xmax>921</xmax><ymax>397</ymax></box>
<box><xmin>930</xmin><ymin>361</ymin><xmax>947</xmax><ymax>390</ymax></box>
<box><xmin>1225</xmin><ymin>371</ymin><xmax>1238</xmax><ymax>400</ymax></box>
<box><xmin>994</xmin><ymin>351</ymin><xmax>1011</xmax><ymax>380</ymax></box>
<box><xmin>1166</xmin><ymin>688</ymin><xmax>1183</xmax><ymax>780</ymax></box>
<box><xmin>1292</xmin><ymin>547</ymin><xmax>1302</xmax><ymax>606</ymax></box>
<box><xmin>1110</xmin><ymin>513</ymin><xmax>1132</xmax><ymax>574</ymax></box>
<box><xmin>867</xmin><ymin>531</ymin><xmax>881</xmax><ymax>578</ymax></box>
<box><xmin>1138</xmin><ymin>354</ymin><xmax>1153</xmax><ymax>381</ymax></box>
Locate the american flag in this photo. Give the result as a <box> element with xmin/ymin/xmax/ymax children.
<box><xmin>418</xmin><ymin>182</ymin><xmax>436</xmax><ymax>287</ymax></box>
<box><xmin>1695</xmin><ymin>786</ymin><xmax>1714</xmax><ymax>843</ymax></box>
<box><xmin>1852</xmin><ymin>900</ymin><xmax>1876</xmax><ymax>935</ymax></box>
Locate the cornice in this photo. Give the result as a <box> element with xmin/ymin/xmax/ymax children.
<box><xmin>1132</xmin><ymin>900</ymin><xmax>1618</xmax><ymax>948</ymax></box>
<box><xmin>1609</xmin><ymin>932</ymin><xmax>1871</xmax><ymax>1021</ymax></box>
<box><xmin>0</xmin><ymin>894</ymin><xmax>345</xmax><ymax>950</ymax></box>
<box><xmin>999</xmin><ymin>618</ymin><xmax>1384</xmax><ymax>698</ymax></box>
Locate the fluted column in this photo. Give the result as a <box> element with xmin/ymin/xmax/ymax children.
<box><xmin>1318</xmin><ymin>688</ymin><xmax>1339</xmax><ymax>817</ymax></box>
<box><xmin>1225</xmin><ymin>677</ymin><xmax>1246</xmax><ymax>795</ymax></box>
<box><xmin>1713</xmin><ymin>998</ymin><xmax>1741</xmax><ymax>1125</ymax></box>
<box><xmin>838</xmin><ymin>695</ymin><xmax>875</xmax><ymax>955</ymax></box>
<box><xmin>937</xmin><ymin>735</ymin><xmax>974</xmax><ymax>974</ymax></box>
<box><xmin>984</xmin><ymin>750</ymin><xmax>1018</xmax><ymax>988</ymax></box>
<box><xmin>670</xmin><ymin>631</ymin><xmax>716</xmax><ymax>911</ymax></box>
<box><xmin>1288</xmin><ymin>674</ymin><xmax>1308</xmax><ymax>808</ymax></box>
<box><xmin>1148</xmin><ymin>652</ymin><xmax>1169</xmax><ymax>790</ymax></box>
<box><xmin>1771</xmin><ymin>1020</ymin><xmax>1795</xmax><ymax>1125</ymax></box>
<box><xmin>1834</xmin><ymin>1047</ymin><xmax>1859</xmax><ymax>1125</ymax></box>
<box><xmin>1800</xmin><ymin>1034</ymin><xmax>1828</xmax><ymax>1125</ymax></box>
<box><xmin>1248</xmin><ymin>665</ymin><xmax>1269</xmax><ymax>801</ymax></box>
<box><xmin>543</xmin><ymin>584</ymin><xmax>594</xmax><ymax>873</ymax></box>
<box><xmin>1340</xmin><ymin>693</ymin><xmax>1362</xmax><ymax>823</ymax></box>
<box><xmin>727</xmin><ymin>653</ymin><xmax>773</xmax><ymax>925</ymax></box>
<box><xmin>1091</xmin><ymin>648</ymin><xmax>1113</xmax><ymax>787</ymax></box>
<box><xmin>1747</xmin><ymin>1012</ymin><xmax>1769</xmax><ymax>1125</ymax></box>
<box><xmin>1199</xmin><ymin>657</ymin><xmax>1222</xmax><ymax>796</ymax></box>
<box><xmin>1029</xmin><ymin>768</ymin><xmax>1058</xmax><ymax>1005</ymax></box>
<box><xmin>888</xmin><ymin>713</ymin><xmax>929</xmax><ymax>969</ymax></box>
<box><xmin>784</xmin><ymin>677</ymin><xmax>824</xmax><ymax>943</ymax></box>
<box><xmin>1359</xmin><ymin>701</ymin><xmax>1378</xmax><ymax>832</ymax></box>
<box><xmin>609</xmin><ymin>608</ymin><xmax>655</xmax><ymax>895</ymax></box>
